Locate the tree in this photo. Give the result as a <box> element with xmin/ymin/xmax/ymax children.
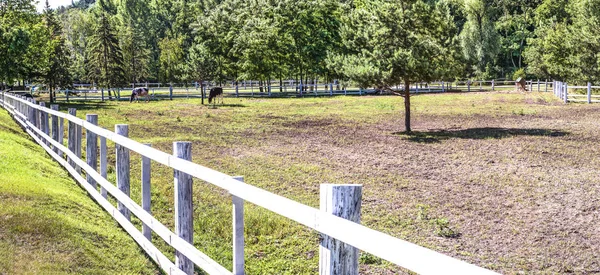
<box><xmin>43</xmin><ymin>0</ymin><xmax>72</xmax><ymax>102</ymax></box>
<box><xmin>87</xmin><ymin>0</ymin><xmax>126</xmax><ymax>98</ymax></box>
<box><xmin>158</xmin><ymin>36</ymin><xmax>184</xmax><ymax>83</ymax></box>
<box><xmin>331</xmin><ymin>0</ymin><xmax>460</xmax><ymax>132</ymax></box>
<box><xmin>184</xmin><ymin>42</ymin><xmax>217</xmax><ymax>104</ymax></box>
<box><xmin>459</xmin><ymin>0</ymin><xmax>500</xmax><ymax>79</ymax></box>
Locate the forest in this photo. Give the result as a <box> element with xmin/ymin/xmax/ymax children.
<box><xmin>1</xmin><ymin>0</ymin><xmax>599</xmax><ymax>92</ymax></box>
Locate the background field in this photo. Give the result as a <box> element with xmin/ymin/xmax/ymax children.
<box><xmin>45</xmin><ymin>91</ymin><xmax>600</xmax><ymax>274</ymax></box>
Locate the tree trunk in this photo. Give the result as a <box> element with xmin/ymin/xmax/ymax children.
<box><xmin>404</xmin><ymin>80</ymin><xmax>411</xmax><ymax>133</ymax></box>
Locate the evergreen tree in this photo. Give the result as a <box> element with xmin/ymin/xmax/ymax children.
<box><xmin>87</xmin><ymin>0</ymin><xmax>126</xmax><ymax>98</ymax></box>
<box><xmin>43</xmin><ymin>0</ymin><xmax>73</xmax><ymax>102</ymax></box>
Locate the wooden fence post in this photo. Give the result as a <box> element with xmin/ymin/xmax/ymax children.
<box><xmin>100</xmin><ymin>135</ymin><xmax>108</xmax><ymax>198</ymax></box>
<box><xmin>319</xmin><ymin>184</ymin><xmax>362</xmax><ymax>275</ymax></box>
<box><xmin>467</xmin><ymin>80</ymin><xmax>470</xmax><ymax>92</ymax></box>
<box><xmin>86</xmin><ymin>114</ymin><xmax>98</xmax><ymax>188</ymax></box>
<box><xmin>101</xmin><ymin>88</ymin><xmax>104</xmax><ymax>101</ymax></box>
<box><xmin>39</xmin><ymin>102</ymin><xmax>48</xmax><ymax>142</ymax></box>
<box><xmin>58</xmin><ymin>116</ymin><xmax>64</xmax><ymax>158</ymax></box>
<box><xmin>529</xmin><ymin>80</ymin><xmax>533</xmax><ymax>92</ymax></box>
<box><xmin>67</xmin><ymin>108</ymin><xmax>77</xmax><ymax>168</ymax></box>
<box><xmin>587</xmin><ymin>82</ymin><xmax>592</xmax><ymax>104</ymax></box>
<box><xmin>232</xmin><ymin>176</ymin><xmax>245</xmax><ymax>275</ymax></box>
<box><xmin>142</xmin><ymin>143</ymin><xmax>152</xmax><ymax>240</ymax></box>
<box><xmin>236</xmin><ymin>83</ymin><xmax>239</xmax><ymax>97</ymax></box>
<box><xmin>564</xmin><ymin>82</ymin><xmax>568</xmax><ymax>103</ymax></box>
<box><xmin>491</xmin><ymin>79</ymin><xmax>495</xmax><ymax>91</ymax></box>
<box><xmin>537</xmin><ymin>79</ymin><xmax>540</xmax><ymax>92</ymax></box>
<box><xmin>545</xmin><ymin>79</ymin><xmax>548</xmax><ymax>93</ymax></box>
<box><xmin>169</xmin><ymin>85</ymin><xmax>173</xmax><ymax>100</ymax></box>
<box><xmin>174</xmin><ymin>141</ymin><xmax>193</xmax><ymax>275</ymax></box>
<box><xmin>75</xmin><ymin>115</ymin><xmax>82</xmax><ymax>173</ymax></box>
<box><xmin>116</xmin><ymin>124</ymin><xmax>130</xmax><ymax>220</ymax></box>
<box><xmin>51</xmin><ymin>105</ymin><xmax>59</xmax><ymax>154</ymax></box>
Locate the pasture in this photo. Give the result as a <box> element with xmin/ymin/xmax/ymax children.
<box><xmin>53</xmin><ymin>91</ymin><xmax>600</xmax><ymax>274</ymax></box>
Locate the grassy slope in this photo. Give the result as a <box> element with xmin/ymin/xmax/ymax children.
<box><xmin>54</xmin><ymin>91</ymin><xmax>600</xmax><ymax>274</ymax></box>
<box><xmin>0</xmin><ymin>109</ymin><xmax>158</xmax><ymax>274</ymax></box>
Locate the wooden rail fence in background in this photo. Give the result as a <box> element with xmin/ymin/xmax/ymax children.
<box><xmin>50</xmin><ymin>79</ymin><xmax>553</xmax><ymax>102</ymax></box>
<box><xmin>0</xmin><ymin>91</ymin><xmax>499</xmax><ymax>275</ymax></box>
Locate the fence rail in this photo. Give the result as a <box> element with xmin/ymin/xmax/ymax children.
<box><xmin>552</xmin><ymin>80</ymin><xmax>600</xmax><ymax>103</ymax></box>
<box><xmin>52</xmin><ymin>79</ymin><xmax>552</xmax><ymax>102</ymax></box>
<box><xmin>0</xmin><ymin>90</ymin><xmax>498</xmax><ymax>275</ymax></box>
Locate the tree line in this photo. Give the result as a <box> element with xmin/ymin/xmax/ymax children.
<box><xmin>2</xmin><ymin>0</ymin><xmax>600</xmax><ymax>130</ymax></box>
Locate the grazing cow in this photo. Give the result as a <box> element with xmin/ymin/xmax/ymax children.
<box><xmin>130</xmin><ymin>87</ymin><xmax>150</xmax><ymax>103</ymax></box>
<box><xmin>208</xmin><ymin>87</ymin><xmax>223</xmax><ymax>105</ymax></box>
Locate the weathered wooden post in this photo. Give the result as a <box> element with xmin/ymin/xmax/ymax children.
<box><xmin>537</xmin><ymin>79</ymin><xmax>540</xmax><ymax>92</ymax></box>
<box><xmin>319</xmin><ymin>184</ymin><xmax>362</xmax><ymax>275</ymax></box>
<box><xmin>100</xmin><ymin>135</ymin><xmax>108</xmax><ymax>198</ymax></box>
<box><xmin>329</xmin><ymin>83</ymin><xmax>333</xmax><ymax>96</ymax></box>
<box><xmin>467</xmin><ymin>80</ymin><xmax>471</xmax><ymax>92</ymax></box>
<box><xmin>58</xmin><ymin>116</ymin><xmax>64</xmax><ymax>158</ymax></box>
<box><xmin>492</xmin><ymin>79</ymin><xmax>495</xmax><ymax>91</ymax></box>
<box><xmin>232</xmin><ymin>176</ymin><xmax>245</xmax><ymax>275</ymax></box>
<box><xmin>75</xmin><ymin>116</ymin><xmax>82</xmax><ymax>174</ymax></box>
<box><xmin>174</xmin><ymin>141</ymin><xmax>193</xmax><ymax>274</ymax></box>
<box><xmin>50</xmin><ymin>105</ymin><xmax>60</xmax><ymax>154</ymax></box>
<box><xmin>86</xmin><ymin>114</ymin><xmax>98</xmax><ymax>188</ymax></box>
<box><xmin>169</xmin><ymin>84</ymin><xmax>173</xmax><ymax>100</ymax></box>
<box><xmin>116</xmin><ymin>124</ymin><xmax>130</xmax><ymax>220</ymax></box>
<box><xmin>545</xmin><ymin>79</ymin><xmax>548</xmax><ymax>93</ymax></box>
<box><xmin>67</xmin><ymin>108</ymin><xmax>77</xmax><ymax>168</ymax></box>
<box><xmin>529</xmin><ymin>80</ymin><xmax>533</xmax><ymax>92</ymax></box>
<box><xmin>101</xmin><ymin>88</ymin><xmax>105</xmax><ymax>102</ymax></box>
<box><xmin>587</xmin><ymin>82</ymin><xmax>592</xmax><ymax>104</ymax></box>
<box><xmin>39</xmin><ymin>102</ymin><xmax>48</xmax><ymax>141</ymax></box>
<box><xmin>268</xmin><ymin>84</ymin><xmax>272</xmax><ymax>97</ymax></box>
<box><xmin>142</xmin><ymin>143</ymin><xmax>152</xmax><ymax>240</ymax></box>
<box><xmin>564</xmin><ymin>82</ymin><xmax>568</xmax><ymax>103</ymax></box>
<box><xmin>479</xmin><ymin>81</ymin><xmax>482</xmax><ymax>91</ymax></box>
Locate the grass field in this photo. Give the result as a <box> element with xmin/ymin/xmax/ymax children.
<box><xmin>0</xmin><ymin>109</ymin><xmax>159</xmax><ymax>274</ymax></box>
<box><xmin>23</xmin><ymin>90</ymin><xmax>600</xmax><ymax>274</ymax></box>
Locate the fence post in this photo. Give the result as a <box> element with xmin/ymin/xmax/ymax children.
<box><xmin>479</xmin><ymin>81</ymin><xmax>482</xmax><ymax>91</ymax></box>
<box><xmin>86</xmin><ymin>114</ymin><xmax>98</xmax><ymax>188</ymax></box>
<box><xmin>169</xmin><ymin>85</ymin><xmax>173</xmax><ymax>100</ymax></box>
<box><xmin>529</xmin><ymin>80</ymin><xmax>533</xmax><ymax>92</ymax></box>
<box><xmin>75</xmin><ymin>116</ymin><xmax>82</xmax><ymax>173</ymax></box>
<box><xmin>537</xmin><ymin>79</ymin><xmax>540</xmax><ymax>92</ymax></box>
<box><xmin>67</xmin><ymin>108</ymin><xmax>77</xmax><ymax>168</ymax></box>
<box><xmin>236</xmin><ymin>83</ymin><xmax>239</xmax><ymax>97</ymax></box>
<box><xmin>58</xmin><ymin>116</ymin><xmax>64</xmax><ymax>158</ymax></box>
<box><xmin>51</xmin><ymin>105</ymin><xmax>59</xmax><ymax>154</ymax></box>
<box><xmin>39</xmin><ymin>102</ymin><xmax>48</xmax><ymax>141</ymax></box>
<box><xmin>492</xmin><ymin>79</ymin><xmax>495</xmax><ymax>91</ymax></box>
<box><xmin>467</xmin><ymin>80</ymin><xmax>470</xmax><ymax>92</ymax></box>
<box><xmin>142</xmin><ymin>143</ymin><xmax>152</xmax><ymax>241</ymax></box>
<box><xmin>587</xmin><ymin>82</ymin><xmax>592</xmax><ymax>104</ymax></box>
<box><xmin>319</xmin><ymin>184</ymin><xmax>362</xmax><ymax>275</ymax></box>
<box><xmin>116</xmin><ymin>124</ymin><xmax>130</xmax><ymax>220</ymax></box>
<box><xmin>564</xmin><ymin>82</ymin><xmax>568</xmax><ymax>104</ymax></box>
<box><xmin>101</xmin><ymin>88</ymin><xmax>104</xmax><ymax>101</ymax></box>
<box><xmin>100</xmin><ymin>135</ymin><xmax>108</xmax><ymax>198</ymax></box>
<box><xmin>232</xmin><ymin>176</ymin><xmax>245</xmax><ymax>275</ymax></box>
<box><xmin>329</xmin><ymin>83</ymin><xmax>333</xmax><ymax>96</ymax></box>
<box><xmin>545</xmin><ymin>79</ymin><xmax>548</xmax><ymax>93</ymax></box>
<box><xmin>174</xmin><ymin>141</ymin><xmax>193</xmax><ymax>275</ymax></box>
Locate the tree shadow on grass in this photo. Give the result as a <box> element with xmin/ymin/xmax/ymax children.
<box><xmin>393</xmin><ymin>127</ymin><xmax>569</xmax><ymax>143</ymax></box>
<box><xmin>206</xmin><ymin>103</ymin><xmax>247</xmax><ymax>108</ymax></box>
<box><xmin>57</xmin><ymin>102</ymin><xmax>115</xmax><ymax>112</ymax></box>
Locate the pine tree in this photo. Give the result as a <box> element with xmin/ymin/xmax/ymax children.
<box><xmin>43</xmin><ymin>0</ymin><xmax>72</xmax><ymax>102</ymax></box>
<box><xmin>87</xmin><ymin>0</ymin><xmax>125</xmax><ymax>99</ymax></box>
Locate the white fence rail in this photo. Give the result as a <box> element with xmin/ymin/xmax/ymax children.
<box><xmin>54</xmin><ymin>79</ymin><xmax>552</xmax><ymax>102</ymax></box>
<box><xmin>552</xmin><ymin>80</ymin><xmax>600</xmax><ymax>103</ymax></box>
<box><xmin>0</xmin><ymin>90</ymin><xmax>498</xmax><ymax>275</ymax></box>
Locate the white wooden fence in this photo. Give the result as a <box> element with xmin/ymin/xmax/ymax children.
<box><xmin>0</xmin><ymin>90</ymin><xmax>499</xmax><ymax>275</ymax></box>
<box><xmin>552</xmin><ymin>81</ymin><xmax>600</xmax><ymax>103</ymax></box>
<box><xmin>56</xmin><ymin>79</ymin><xmax>552</xmax><ymax>102</ymax></box>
